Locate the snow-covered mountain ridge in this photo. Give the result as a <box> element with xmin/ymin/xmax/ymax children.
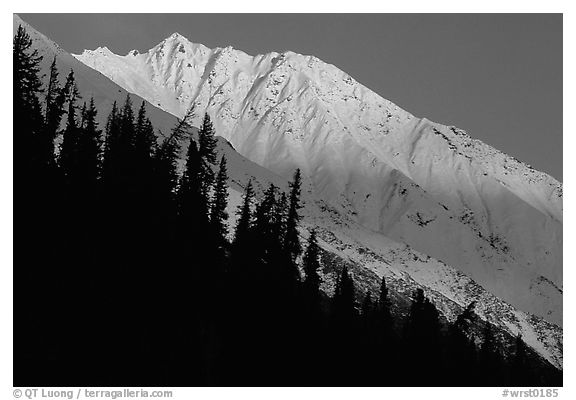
<box><xmin>74</xmin><ymin>32</ymin><xmax>562</xmax><ymax>328</ymax></box>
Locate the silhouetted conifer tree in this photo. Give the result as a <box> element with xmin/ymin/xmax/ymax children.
<box><xmin>334</xmin><ymin>266</ymin><xmax>356</xmax><ymax>323</ymax></box>
<box><xmin>233</xmin><ymin>180</ymin><xmax>255</xmax><ymax>249</ymax></box>
<box><xmin>210</xmin><ymin>155</ymin><xmax>229</xmax><ymax>244</ymax></box>
<box><xmin>254</xmin><ymin>184</ymin><xmax>279</xmax><ymax>252</ymax></box>
<box><xmin>273</xmin><ymin>190</ymin><xmax>300</xmax><ymax>294</ymax></box>
<box><xmin>361</xmin><ymin>293</ymin><xmax>375</xmax><ymax>322</ymax></box>
<box><xmin>275</xmin><ymin>192</ymin><xmax>288</xmax><ymax>237</ymax></box>
<box><xmin>154</xmin><ymin>106</ymin><xmax>193</xmax><ymax>208</ymax></box>
<box><xmin>331</xmin><ymin>266</ymin><xmax>359</xmax><ymax>382</ymax></box>
<box><xmin>42</xmin><ymin>57</ymin><xmax>66</xmax><ymax>167</ymax></box>
<box><xmin>404</xmin><ymin>288</ymin><xmax>442</xmax><ymax>385</ymax></box>
<box><xmin>120</xmin><ymin>95</ymin><xmax>136</xmax><ymax>137</ymax></box>
<box><xmin>302</xmin><ymin>229</ymin><xmax>321</xmax><ymax>313</ymax></box>
<box><xmin>13</xmin><ymin>25</ymin><xmax>53</xmax><ymax>385</ymax></box>
<box><xmin>133</xmin><ymin>101</ymin><xmax>157</xmax><ymax>192</ymax></box>
<box><xmin>368</xmin><ymin>277</ymin><xmax>399</xmax><ymax>383</ymax></box>
<box><xmin>13</xmin><ymin>25</ymin><xmax>43</xmax><ymax>110</ymax></box>
<box><xmin>117</xmin><ymin>94</ymin><xmax>137</xmax><ymax>184</ymax></box>
<box><xmin>197</xmin><ymin>114</ymin><xmax>217</xmax><ymax>206</ymax></box>
<box><xmin>75</xmin><ymin>97</ymin><xmax>102</xmax><ymax>188</ymax></box>
<box><xmin>14</xmin><ymin>25</ymin><xmax>44</xmax><ymax>170</ymax></box>
<box><xmin>59</xmin><ymin>70</ymin><xmax>82</xmax><ymax>184</ymax></box>
<box><xmin>479</xmin><ymin>323</ymin><xmax>504</xmax><ymax>386</ymax></box>
<box><xmin>101</xmin><ymin>94</ymin><xmax>138</xmax><ymax>191</ymax></box>
<box><xmin>229</xmin><ymin>180</ymin><xmax>258</xmax><ymax>295</ymax></box>
<box><xmin>378</xmin><ymin>277</ymin><xmax>393</xmax><ymax>329</ymax></box>
<box><xmin>446</xmin><ymin>302</ymin><xmax>478</xmax><ymax>386</ymax></box>
<box><xmin>511</xmin><ymin>334</ymin><xmax>532</xmax><ymax>386</ymax></box>
<box><xmin>177</xmin><ymin>140</ymin><xmax>207</xmax><ymax>224</ymax></box>
<box><xmin>102</xmin><ymin>101</ymin><xmax>120</xmax><ymax>185</ymax></box>
<box><xmin>198</xmin><ymin>113</ymin><xmax>218</xmax><ymax>164</ymax></box>
<box><xmin>79</xmin><ymin>102</ymin><xmax>87</xmax><ymax>127</ymax></box>
<box><xmin>284</xmin><ymin>169</ymin><xmax>303</xmax><ymax>262</ymax></box>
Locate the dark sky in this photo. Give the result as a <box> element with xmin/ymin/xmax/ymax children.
<box><xmin>21</xmin><ymin>13</ymin><xmax>563</xmax><ymax>180</ymax></box>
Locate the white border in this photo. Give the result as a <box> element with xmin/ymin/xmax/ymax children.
<box><xmin>2</xmin><ymin>2</ymin><xmax>572</xmax><ymax>399</ymax></box>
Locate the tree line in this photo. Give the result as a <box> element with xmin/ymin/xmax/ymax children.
<box><xmin>13</xmin><ymin>25</ymin><xmax>560</xmax><ymax>387</ymax></box>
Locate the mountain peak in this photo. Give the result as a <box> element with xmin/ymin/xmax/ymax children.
<box><xmin>76</xmin><ymin>46</ymin><xmax>113</xmax><ymax>58</ymax></box>
<box><xmin>168</xmin><ymin>32</ymin><xmax>186</xmax><ymax>40</ymax></box>
<box><xmin>148</xmin><ymin>31</ymin><xmax>212</xmax><ymax>57</ymax></box>
<box><xmin>162</xmin><ymin>32</ymin><xmax>192</xmax><ymax>46</ymax></box>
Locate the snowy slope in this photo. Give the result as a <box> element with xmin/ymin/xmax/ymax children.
<box><xmin>75</xmin><ymin>32</ymin><xmax>563</xmax><ymax>326</ymax></box>
<box><xmin>212</xmin><ymin>137</ymin><xmax>562</xmax><ymax>369</ymax></box>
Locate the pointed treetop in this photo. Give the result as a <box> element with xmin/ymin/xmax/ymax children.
<box><xmin>199</xmin><ymin>113</ymin><xmax>218</xmax><ymax>165</ymax></box>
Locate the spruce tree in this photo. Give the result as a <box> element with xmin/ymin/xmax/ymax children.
<box><xmin>100</xmin><ymin>94</ymin><xmax>138</xmax><ymax>190</ymax></box>
<box><xmin>210</xmin><ymin>155</ymin><xmax>229</xmax><ymax>244</ymax></box>
<box><xmin>404</xmin><ymin>289</ymin><xmax>443</xmax><ymax>385</ymax></box>
<box><xmin>368</xmin><ymin>276</ymin><xmax>397</xmax><ymax>383</ymax></box>
<box><xmin>13</xmin><ymin>25</ymin><xmax>45</xmax><ymax>170</ymax></box>
<box><xmin>361</xmin><ymin>293</ymin><xmax>375</xmax><ymax>321</ymax></box>
<box><xmin>479</xmin><ymin>323</ymin><xmax>502</xmax><ymax>386</ymax></box>
<box><xmin>230</xmin><ymin>180</ymin><xmax>257</xmax><ymax>284</ymax></box>
<box><xmin>133</xmin><ymin>101</ymin><xmax>157</xmax><ymax>192</ymax></box>
<box><xmin>13</xmin><ymin>27</ymin><xmax>69</xmax><ymax>385</ymax></box>
<box><xmin>59</xmin><ymin>71</ymin><xmax>82</xmax><ymax>183</ymax></box>
<box><xmin>274</xmin><ymin>192</ymin><xmax>288</xmax><ymax>240</ymax></box>
<box><xmin>79</xmin><ymin>102</ymin><xmax>87</xmax><ymax>129</ymax></box>
<box><xmin>253</xmin><ymin>184</ymin><xmax>282</xmax><ymax>272</ymax></box>
<box><xmin>276</xmin><ymin>190</ymin><xmax>302</xmax><ymax>303</ymax></box>
<box><xmin>446</xmin><ymin>302</ymin><xmax>478</xmax><ymax>386</ymax></box>
<box><xmin>375</xmin><ymin>276</ymin><xmax>396</xmax><ymax>373</ymax></box>
<box><xmin>75</xmin><ymin>97</ymin><xmax>102</xmax><ymax>187</ymax></box>
<box><xmin>302</xmin><ymin>229</ymin><xmax>321</xmax><ymax>310</ymax></box>
<box><xmin>154</xmin><ymin>106</ymin><xmax>194</xmax><ymax>209</ymax></box>
<box><xmin>118</xmin><ymin>94</ymin><xmax>137</xmax><ymax>183</ymax></box>
<box><xmin>255</xmin><ymin>184</ymin><xmax>279</xmax><ymax>239</ymax></box>
<box><xmin>120</xmin><ymin>94</ymin><xmax>136</xmax><ymax>138</ymax></box>
<box><xmin>43</xmin><ymin>57</ymin><xmax>67</xmax><ymax>166</ymax></box>
<box><xmin>177</xmin><ymin>140</ymin><xmax>207</xmax><ymax>223</ymax></box>
<box><xmin>233</xmin><ymin>180</ymin><xmax>255</xmax><ymax>248</ymax></box>
<box><xmin>334</xmin><ymin>266</ymin><xmax>356</xmax><ymax>323</ymax></box>
<box><xmin>155</xmin><ymin>135</ymin><xmax>179</xmax><ymax>206</ymax></box>
<box><xmin>102</xmin><ymin>101</ymin><xmax>120</xmax><ymax>185</ymax></box>
<box><xmin>284</xmin><ymin>169</ymin><xmax>303</xmax><ymax>262</ymax></box>
<box><xmin>422</xmin><ymin>297</ymin><xmax>441</xmax><ymax>347</ymax></box>
<box><xmin>135</xmin><ymin>101</ymin><xmax>147</xmax><ymax>135</ymax></box>
<box><xmin>198</xmin><ymin>113</ymin><xmax>218</xmax><ymax>164</ymax></box>
<box><xmin>378</xmin><ymin>277</ymin><xmax>393</xmax><ymax>328</ymax></box>
<box><xmin>135</xmin><ymin>102</ymin><xmax>156</xmax><ymax>160</ymax></box>
<box><xmin>331</xmin><ymin>266</ymin><xmax>359</xmax><ymax>383</ymax></box>
<box><xmin>511</xmin><ymin>334</ymin><xmax>531</xmax><ymax>386</ymax></box>
<box><xmin>197</xmin><ymin>113</ymin><xmax>218</xmax><ymax>204</ymax></box>
<box><xmin>13</xmin><ymin>25</ymin><xmax>43</xmax><ymax>108</ymax></box>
